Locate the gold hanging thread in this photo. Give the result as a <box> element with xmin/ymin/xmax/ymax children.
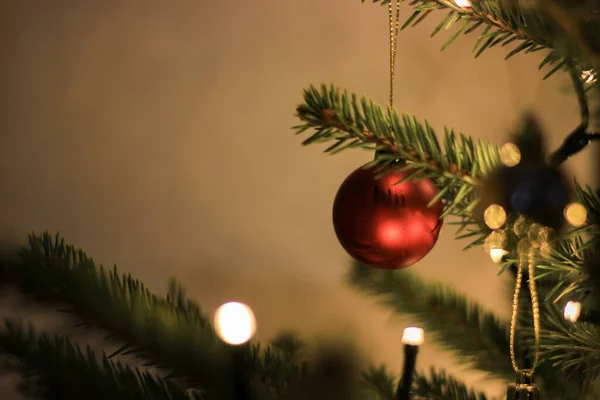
<box><xmin>509</xmin><ymin>243</ymin><xmax>541</xmax><ymax>376</ymax></box>
<box><xmin>388</xmin><ymin>0</ymin><xmax>401</xmax><ymax>107</ymax></box>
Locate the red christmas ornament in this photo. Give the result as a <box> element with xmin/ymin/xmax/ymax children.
<box><xmin>332</xmin><ymin>164</ymin><xmax>443</xmax><ymax>269</ymax></box>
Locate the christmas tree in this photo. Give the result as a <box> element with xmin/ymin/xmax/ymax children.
<box><xmin>2</xmin><ymin>0</ymin><xmax>600</xmax><ymax>399</ymax></box>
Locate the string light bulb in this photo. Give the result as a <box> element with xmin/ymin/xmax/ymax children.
<box><xmin>564</xmin><ymin>202</ymin><xmax>587</xmax><ymax>227</ymax></box>
<box><xmin>582</xmin><ymin>70</ymin><xmax>597</xmax><ymax>84</ymax></box>
<box><xmin>453</xmin><ymin>0</ymin><xmax>472</xmax><ymax>8</ymax></box>
<box><xmin>214</xmin><ymin>302</ymin><xmax>257</xmax><ymax>345</ymax></box>
<box><xmin>489</xmin><ymin>248</ymin><xmax>509</xmax><ymax>264</ymax></box>
<box><xmin>564</xmin><ymin>301</ymin><xmax>582</xmax><ymax>322</ymax></box>
<box><xmin>484</xmin><ymin>204</ymin><xmax>507</xmax><ymax>229</ymax></box>
<box><xmin>499</xmin><ymin>143</ymin><xmax>521</xmax><ymax>167</ymax></box>
<box><xmin>397</xmin><ymin>327</ymin><xmax>424</xmax><ymax>400</ymax></box>
<box><xmin>401</xmin><ymin>327</ymin><xmax>424</xmax><ymax>346</ymax></box>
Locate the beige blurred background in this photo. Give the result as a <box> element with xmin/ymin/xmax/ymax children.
<box><xmin>0</xmin><ymin>1</ymin><xmax>593</xmax><ymax>398</ymax></box>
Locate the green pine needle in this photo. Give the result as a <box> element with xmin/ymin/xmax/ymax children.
<box><xmin>347</xmin><ymin>262</ymin><xmax>513</xmax><ymax>379</ymax></box>
<box><xmin>413</xmin><ymin>367</ymin><xmax>490</xmax><ymax>400</ymax></box>
<box><xmin>0</xmin><ymin>319</ymin><xmax>203</xmax><ymax>400</ymax></box>
<box><xmin>363</xmin><ymin>0</ymin><xmax>597</xmax><ymax>78</ymax></box>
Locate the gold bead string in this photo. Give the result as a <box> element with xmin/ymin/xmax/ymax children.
<box><xmin>509</xmin><ymin>245</ymin><xmax>541</xmax><ymax>376</ymax></box>
<box><xmin>388</xmin><ymin>0</ymin><xmax>401</xmax><ymax>107</ymax></box>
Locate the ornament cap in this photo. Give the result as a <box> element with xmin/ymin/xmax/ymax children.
<box><xmin>506</xmin><ymin>371</ymin><xmax>539</xmax><ymax>400</ymax></box>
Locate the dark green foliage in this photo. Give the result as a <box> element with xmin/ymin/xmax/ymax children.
<box><xmin>361</xmin><ymin>365</ymin><xmax>398</xmax><ymax>400</ymax></box>
<box><xmin>13</xmin><ymin>232</ymin><xmax>227</xmax><ymax>391</ymax></box>
<box><xmin>412</xmin><ymin>367</ymin><xmax>489</xmax><ymax>400</ymax></box>
<box><xmin>0</xmin><ymin>232</ymin><xmax>305</xmax><ymax>399</ymax></box>
<box><xmin>347</xmin><ymin>262</ymin><xmax>513</xmax><ymax>379</ymax></box>
<box><xmin>0</xmin><ymin>232</ymin><xmax>486</xmax><ymax>399</ymax></box>
<box><xmin>295</xmin><ymin>84</ymin><xmax>496</xmax><ymax>223</ymax></box>
<box><xmin>0</xmin><ymin>320</ymin><xmax>203</xmax><ymax>400</ymax></box>
<box><xmin>364</xmin><ymin>0</ymin><xmax>598</xmax><ymax>79</ymax></box>
<box><xmin>537</xmin><ymin>304</ymin><xmax>600</xmax><ymax>384</ymax></box>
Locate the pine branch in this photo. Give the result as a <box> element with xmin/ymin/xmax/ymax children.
<box><xmin>295</xmin><ymin>84</ymin><xmax>499</xmax><ymax>218</ymax></box>
<box><xmin>365</xmin><ymin>0</ymin><xmax>600</xmax><ymax>78</ymax></box>
<box><xmin>535</xmin><ymin>305</ymin><xmax>600</xmax><ymax>386</ymax></box>
<box><xmin>347</xmin><ymin>262</ymin><xmax>513</xmax><ymax>379</ymax></box>
<box><xmin>0</xmin><ymin>319</ymin><xmax>201</xmax><ymax>400</ymax></box>
<box><xmin>9</xmin><ymin>232</ymin><xmax>227</xmax><ymax>391</ymax></box>
<box><xmin>2</xmin><ymin>232</ymin><xmax>308</xmax><ymax>397</ymax></box>
<box><xmin>412</xmin><ymin>367</ymin><xmax>491</xmax><ymax>400</ymax></box>
<box><xmin>361</xmin><ymin>365</ymin><xmax>491</xmax><ymax>400</ymax></box>
<box><xmin>361</xmin><ymin>365</ymin><xmax>398</xmax><ymax>400</ymax></box>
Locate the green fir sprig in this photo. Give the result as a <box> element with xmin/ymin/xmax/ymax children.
<box><xmin>347</xmin><ymin>262</ymin><xmax>513</xmax><ymax>379</ymax></box>
<box><xmin>0</xmin><ymin>232</ymin><xmax>501</xmax><ymax>400</ymax></box>
<box><xmin>294</xmin><ymin>84</ymin><xmax>499</xmax><ymax>220</ymax></box>
<box><xmin>365</xmin><ymin>0</ymin><xmax>600</xmax><ymax>78</ymax></box>
<box><xmin>0</xmin><ymin>319</ymin><xmax>203</xmax><ymax>400</ymax></box>
<box><xmin>412</xmin><ymin>367</ymin><xmax>490</xmax><ymax>400</ymax></box>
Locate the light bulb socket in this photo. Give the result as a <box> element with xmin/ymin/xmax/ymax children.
<box><xmin>396</xmin><ymin>344</ymin><xmax>419</xmax><ymax>400</ymax></box>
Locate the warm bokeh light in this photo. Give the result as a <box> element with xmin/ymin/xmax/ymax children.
<box><xmin>402</xmin><ymin>327</ymin><xmax>424</xmax><ymax>346</ymax></box>
<box><xmin>539</xmin><ymin>241</ymin><xmax>552</xmax><ymax>258</ymax></box>
<box><xmin>564</xmin><ymin>202</ymin><xmax>587</xmax><ymax>227</ymax></box>
<box><xmin>512</xmin><ymin>215</ymin><xmax>529</xmax><ymax>238</ymax></box>
<box><xmin>214</xmin><ymin>302</ymin><xmax>257</xmax><ymax>345</ymax></box>
<box><xmin>489</xmin><ymin>248</ymin><xmax>509</xmax><ymax>264</ymax></box>
<box><xmin>484</xmin><ymin>204</ymin><xmax>507</xmax><ymax>229</ymax></box>
<box><xmin>453</xmin><ymin>0</ymin><xmax>472</xmax><ymax>7</ymax></box>
<box><xmin>582</xmin><ymin>70</ymin><xmax>596</xmax><ymax>84</ymax></box>
<box><xmin>564</xmin><ymin>301</ymin><xmax>581</xmax><ymax>322</ymax></box>
<box><xmin>499</xmin><ymin>143</ymin><xmax>521</xmax><ymax>167</ymax></box>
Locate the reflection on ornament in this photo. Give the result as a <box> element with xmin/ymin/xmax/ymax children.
<box><xmin>517</xmin><ymin>238</ymin><xmax>532</xmax><ymax>257</ymax></box>
<box><xmin>539</xmin><ymin>241</ymin><xmax>552</xmax><ymax>258</ymax></box>
<box><xmin>484</xmin><ymin>204</ymin><xmax>507</xmax><ymax>229</ymax></box>
<box><xmin>489</xmin><ymin>248</ymin><xmax>509</xmax><ymax>264</ymax></box>
<box><xmin>214</xmin><ymin>302</ymin><xmax>257</xmax><ymax>345</ymax></box>
<box><xmin>499</xmin><ymin>143</ymin><xmax>521</xmax><ymax>167</ymax></box>
<box><xmin>332</xmin><ymin>165</ymin><xmax>443</xmax><ymax>270</ymax></box>
<box><xmin>564</xmin><ymin>202</ymin><xmax>587</xmax><ymax>227</ymax></box>
<box><xmin>453</xmin><ymin>0</ymin><xmax>472</xmax><ymax>7</ymax></box>
<box><xmin>512</xmin><ymin>215</ymin><xmax>529</xmax><ymax>238</ymax></box>
<box><xmin>564</xmin><ymin>301</ymin><xmax>581</xmax><ymax>322</ymax></box>
<box><xmin>527</xmin><ymin>223</ymin><xmax>543</xmax><ymax>245</ymax></box>
<box><xmin>483</xmin><ymin>230</ymin><xmax>507</xmax><ymax>254</ymax></box>
<box><xmin>402</xmin><ymin>327</ymin><xmax>424</xmax><ymax>345</ymax></box>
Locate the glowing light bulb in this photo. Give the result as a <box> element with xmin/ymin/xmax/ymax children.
<box><xmin>214</xmin><ymin>302</ymin><xmax>257</xmax><ymax>345</ymax></box>
<box><xmin>454</xmin><ymin>0</ymin><xmax>472</xmax><ymax>7</ymax></box>
<box><xmin>489</xmin><ymin>248</ymin><xmax>509</xmax><ymax>264</ymax></box>
<box><xmin>402</xmin><ymin>327</ymin><xmax>424</xmax><ymax>346</ymax></box>
<box><xmin>564</xmin><ymin>301</ymin><xmax>581</xmax><ymax>322</ymax></box>
<box><xmin>484</xmin><ymin>204</ymin><xmax>507</xmax><ymax>229</ymax></box>
<box><xmin>564</xmin><ymin>202</ymin><xmax>587</xmax><ymax>227</ymax></box>
<box><xmin>582</xmin><ymin>70</ymin><xmax>596</xmax><ymax>84</ymax></box>
<box><xmin>499</xmin><ymin>143</ymin><xmax>521</xmax><ymax>167</ymax></box>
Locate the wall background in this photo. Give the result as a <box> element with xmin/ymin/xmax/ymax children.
<box><xmin>0</xmin><ymin>1</ymin><xmax>592</xmax><ymax>398</ymax></box>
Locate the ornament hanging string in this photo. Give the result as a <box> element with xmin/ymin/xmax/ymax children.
<box><xmin>509</xmin><ymin>246</ymin><xmax>541</xmax><ymax>378</ymax></box>
<box><xmin>388</xmin><ymin>0</ymin><xmax>400</xmax><ymax>108</ymax></box>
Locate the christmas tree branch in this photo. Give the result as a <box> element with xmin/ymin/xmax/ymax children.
<box><xmin>1</xmin><ymin>232</ymin><xmax>309</xmax><ymax>397</ymax></box>
<box><xmin>347</xmin><ymin>262</ymin><xmax>513</xmax><ymax>379</ymax></box>
<box><xmin>361</xmin><ymin>365</ymin><xmax>492</xmax><ymax>400</ymax></box>
<box><xmin>412</xmin><ymin>367</ymin><xmax>490</xmax><ymax>400</ymax></box>
<box><xmin>6</xmin><ymin>232</ymin><xmax>227</xmax><ymax>390</ymax></box>
<box><xmin>295</xmin><ymin>84</ymin><xmax>499</xmax><ymax>218</ymax></box>
<box><xmin>0</xmin><ymin>319</ymin><xmax>201</xmax><ymax>400</ymax></box>
<box><xmin>534</xmin><ymin>305</ymin><xmax>600</xmax><ymax>386</ymax></box>
<box><xmin>366</xmin><ymin>0</ymin><xmax>599</xmax><ymax>77</ymax></box>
